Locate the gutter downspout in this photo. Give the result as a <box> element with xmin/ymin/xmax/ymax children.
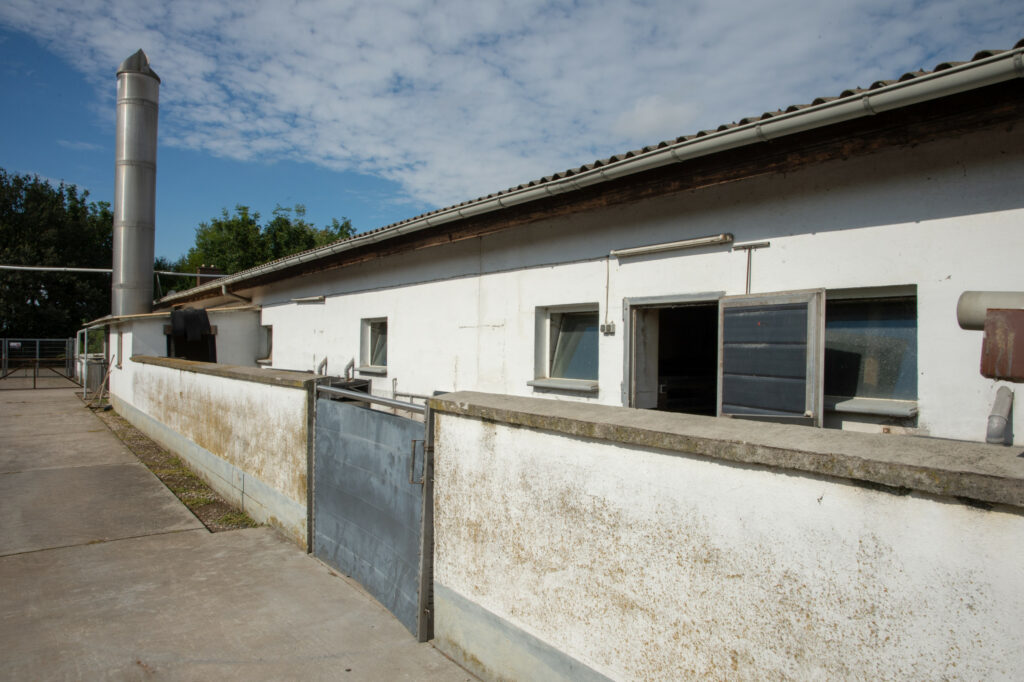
<box><xmin>987</xmin><ymin>386</ymin><xmax>1014</xmax><ymax>445</ymax></box>
<box><xmin>220</xmin><ymin>285</ymin><xmax>252</xmax><ymax>304</ymax></box>
<box><xmin>157</xmin><ymin>47</ymin><xmax>1024</xmax><ymax>307</ymax></box>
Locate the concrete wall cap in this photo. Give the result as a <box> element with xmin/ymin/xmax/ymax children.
<box><xmin>430</xmin><ymin>391</ymin><xmax>1024</xmax><ymax>510</ymax></box>
<box><xmin>131</xmin><ymin>355</ymin><xmax>317</xmax><ymax>389</ymax></box>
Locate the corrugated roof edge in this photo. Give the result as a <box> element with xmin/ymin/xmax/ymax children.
<box><xmin>158</xmin><ymin>39</ymin><xmax>1024</xmax><ymax>306</ymax></box>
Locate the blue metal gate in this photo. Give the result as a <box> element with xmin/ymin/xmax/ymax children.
<box><xmin>312</xmin><ymin>387</ymin><xmax>432</xmax><ymax>640</ymax></box>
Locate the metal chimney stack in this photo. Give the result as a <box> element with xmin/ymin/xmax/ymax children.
<box><xmin>111</xmin><ymin>50</ymin><xmax>159</xmax><ymax>316</ymax></box>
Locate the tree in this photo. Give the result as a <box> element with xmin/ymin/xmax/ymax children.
<box><xmin>177</xmin><ymin>204</ymin><xmax>354</xmax><ymax>275</ymax></box>
<box><xmin>179</xmin><ymin>205</ymin><xmax>264</xmax><ymax>275</ymax></box>
<box><xmin>0</xmin><ymin>169</ymin><xmax>113</xmax><ymax>337</ymax></box>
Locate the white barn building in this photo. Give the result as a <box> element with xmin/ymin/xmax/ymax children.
<box><xmin>95</xmin><ymin>41</ymin><xmax>1024</xmax><ymax>680</ymax></box>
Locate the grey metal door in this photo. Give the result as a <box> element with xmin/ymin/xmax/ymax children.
<box><xmin>313</xmin><ymin>394</ymin><xmax>430</xmax><ymax>639</ymax></box>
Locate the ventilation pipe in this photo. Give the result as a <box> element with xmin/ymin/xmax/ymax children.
<box><xmin>956</xmin><ymin>291</ymin><xmax>1024</xmax><ymax>330</ymax></box>
<box><xmin>986</xmin><ymin>386</ymin><xmax>1014</xmax><ymax>445</ymax></box>
<box><xmin>111</xmin><ymin>50</ymin><xmax>160</xmax><ymax>316</ymax></box>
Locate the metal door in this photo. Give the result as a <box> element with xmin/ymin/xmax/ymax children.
<box><xmin>312</xmin><ymin>387</ymin><xmax>431</xmax><ymax>640</ymax></box>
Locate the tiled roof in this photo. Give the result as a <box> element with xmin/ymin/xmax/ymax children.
<box><xmin>159</xmin><ymin>38</ymin><xmax>1024</xmax><ymax>303</ymax></box>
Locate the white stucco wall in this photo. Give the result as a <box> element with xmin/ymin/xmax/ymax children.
<box><xmin>109</xmin><ymin>357</ymin><xmax>310</xmax><ymax>545</ymax></box>
<box><xmin>207</xmin><ymin>308</ymin><xmax>263</xmax><ymax>365</ymax></box>
<box><xmin>432</xmin><ymin>410</ymin><xmax>1024</xmax><ymax>680</ymax></box>
<box><xmin>252</xmin><ymin>125</ymin><xmax>1023</xmax><ymax>445</ymax></box>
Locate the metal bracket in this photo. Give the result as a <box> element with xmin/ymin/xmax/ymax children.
<box><xmin>409</xmin><ymin>439</ymin><xmax>425</xmax><ymax>485</ymax></box>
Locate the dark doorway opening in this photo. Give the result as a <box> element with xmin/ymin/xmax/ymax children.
<box><xmin>632</xmin><ymin>302</ymin><xmax>719</xmax><ymax>416</ymax></box>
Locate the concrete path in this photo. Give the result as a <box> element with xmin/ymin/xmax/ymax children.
<box><xmin>0</xmin><ymin>387</ymin><xmax>472</xmax><ymax>681</ymax></box>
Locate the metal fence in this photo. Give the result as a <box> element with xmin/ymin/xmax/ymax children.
<box><xmin>0</xmin><ymin>338</ymin><xmax>76</xmax><ymax>388</ymax></box>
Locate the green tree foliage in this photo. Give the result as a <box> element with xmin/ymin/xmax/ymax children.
<box><xmin>0</xmin><ymin>169</ymin><xmax>113</xmax><ymax>337</ymax></box>
<box><xmin>175</xmin><ymin>204</ymin><xmax>354</xmax><ymax>275</ymax></box>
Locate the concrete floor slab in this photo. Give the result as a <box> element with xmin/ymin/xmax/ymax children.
<box><xmin>1</xmin><ymin>528</ymin><xmax>468</xmax><ymax>681</ymax></box>
<box><xmin>1</xmin><ymin>432</ymin><xmax>138</xmax><ymax>472</ymax></box>
<box><xmin>0</xmin><ymin>386</ymin><xmax>472</xmax><ymax>680</ymax></box>
<box><xmin>0</xmin><ymin>463</ymin><xmax>204</xmax><ymax>555</ymax></box>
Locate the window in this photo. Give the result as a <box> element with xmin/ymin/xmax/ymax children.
<box><xmin>165</xmin><ymin>309</ymin><xmax>217</xmax><ymax>363</ymax></box>
<box><xmin>824</xmin><ymin>294</ymin><xmax>917</xmax><ymax>415</ymax></box>
<box><xmin>359</xmin><ymin>318</ymin><xmax>387</xmax><ymax>374</ymax></box>
<box><xmin>627</xmin><ymin>287</ymin><xmax>917</xmax><ymax>425</ymax></box>
<box><xmin>257</xmin><ymin>325</ymin><xmax>273</xmax><ymax>365</ymax></box>
<box><xmin>718</xmin><ymin>290</ymin><xmax>825</xmax><ymax>426</ymax></box>
<box><xmin>529</xmin><ymin>305</ymin><xmax>599</xmax><ymax>392</ymax></box>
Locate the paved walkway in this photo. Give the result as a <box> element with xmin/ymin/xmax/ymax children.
<box><xmin>0</xmin><ymin>386</ymin><xmax>471</xmax><ymax>681</ymax></box>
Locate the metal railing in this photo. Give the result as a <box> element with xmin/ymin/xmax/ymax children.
<box><xmin>317</xmin><ymin>384</ymin><xmax>426</xmax><ymax>415</ymax></box>
<box><xmin>1</xmin><ymin>338</ymin><xmax>75</xmax><ymax>386</ymax></box>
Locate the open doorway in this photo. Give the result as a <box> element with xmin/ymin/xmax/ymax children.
<box><xmin>631</xmin><ymin>302</ymin><xmax>719</xmax><ymax>415</ymax></box>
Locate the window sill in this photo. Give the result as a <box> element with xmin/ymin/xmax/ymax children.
<box><xmin>527</xmin><ymin>378</ymin><xmax>599</xmax><ymax>393</ymax></box>
<box><xmin>825</xmin><ymin>396</ymin><xmax>918</xmax><ymax>418</ymax></box>
<box><xmin>357</xmin><ymin>365</ymin><xmax>387</xmax><ymax>376</ymax></box>
<box><xmin>256</xmin><ymin>357</ymin><xmax>272</xmax><ymax>365</ymax></box>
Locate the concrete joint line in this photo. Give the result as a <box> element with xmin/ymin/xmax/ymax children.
<box><xmin>0</xmin><ymin>527</ymin><xmax>206</xmax><ymax>559</ymax></box>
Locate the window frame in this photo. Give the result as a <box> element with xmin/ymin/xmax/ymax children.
<box><xmin>717</xmin><ymin>289</ymin><xmax>826</xmax><ymax>427</ymax></box>
<box><xmin>528</xmin><ymin>303</ymin><xmax>600</xmax><ymax>393</ymax></box>
<box><xmin>358</xmin><ymin>317</ymin><xmax>388</xmax><ymax>375</ymax></box>
<box><xmin>823</xmin><ymin>286</ymin><xmax>918</xmax><ymax>418</ymax></box>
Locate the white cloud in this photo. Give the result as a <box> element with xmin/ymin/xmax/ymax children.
<box><xmin>56</xmin><ymin>139</ymin><xmax>103</xmax><ymax>151</ymax></box>
<box><xmin>1</xmin><ymin>0</ymin><xmax>1019</xmax><ymax>210</ymax></box>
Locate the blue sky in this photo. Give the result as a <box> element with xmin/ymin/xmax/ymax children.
<box><xmin>0</xmin><ymin>1</ymin><xmax>1019</xmax><ymax>262</ymax></box>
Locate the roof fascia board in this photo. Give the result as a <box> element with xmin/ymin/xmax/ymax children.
<box><xmin>158</xmin><ymin>48</ymin><xmax>1024</xmax><ymax>306</ymax></box>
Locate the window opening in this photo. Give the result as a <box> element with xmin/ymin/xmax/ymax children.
<box><xmin>165</xmin><ymin>308</ymin><xmax>217</xmax><ymax>363</ymax></box>
<box><xmin>550</xmin><ymin>311</ymin><xmax>599</xmax><ymax>380</ymax></box>
<box><xmin>631</xmin><ymin>303</ymin><xmax>719</xmax><ymax>415</ymax></box>
<box><xmin>824</xmin><ymin>296</ymin><xmax>917</xmax><ymax>402</ymax></box>
<box><xmin>360</xmin><ymin>318</ymin><xmax>388</xmax><ymax>373</ymax></box>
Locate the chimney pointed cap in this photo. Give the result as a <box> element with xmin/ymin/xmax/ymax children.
<box><xmin>117</xmin><ymin>49</ymin><xmax>160</xmax><ymax>82</ymax></box>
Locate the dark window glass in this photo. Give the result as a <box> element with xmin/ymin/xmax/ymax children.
<box><xmin>825</xmin><ymin>297</ymin><xmax>916</xmax><ymax>400</ymax></box>
<box><xmin>550</xmin><ymin>312</ymin><xmax>599</xmax><ymax>380</ymax></box>
<box><xmin>369</xmin><ymin>320</ymin><xmax>387</xmax><ymax>366</ymax></box>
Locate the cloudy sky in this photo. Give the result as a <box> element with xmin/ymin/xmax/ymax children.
<box><xmin>0</xmin><ymin>0</ymin><xmax>1019</xmax><ymax>259</ymax></box>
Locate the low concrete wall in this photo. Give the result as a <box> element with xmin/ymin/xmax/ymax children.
<box><xmin>113</xmin><ymin>356</ymin><xmax>316</xmax><ymax>547</ymax></box>
<box><xmin>430</xmin><ymin>391</ymin><xmax>1024</xmax><ymax>681</ymax></box>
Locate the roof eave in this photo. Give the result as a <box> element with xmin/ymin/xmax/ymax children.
<box><xmin>156</xmin><ymin>46</ymin><xmax>1024</xmax><ymax>307</ymax></box>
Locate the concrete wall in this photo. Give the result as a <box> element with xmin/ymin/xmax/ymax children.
<box><xmin>430</xmin><ymin>392</ymin><xmax>1024</xmax><ymax>681</ymax></box>
<box><xmin>110</xmin><ymin>356</ymin><xmax>313</xmax><ymax>546</ymax></box>
<box><xmin>251</xmin><ymin>124</ymin><xmax>1024</xmax><ymax>445</ymax></box>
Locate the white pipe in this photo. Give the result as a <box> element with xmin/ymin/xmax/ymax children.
<box><xmin>343</xmin><ymin>358</ymin><xmax>355</xmax><ymax>380</ymax></box>
<box><xmin>957</xmin><ymin>291</ymin><xmax>1024</xmax><ymax>330</ymax></box>
<box><xmin>610</xmin><ymin>233</ymin><xmax>733</xmax><ymax>258</ymax></box>
<box><xmin>158</xmin><ymin>47</ymin><xmax>1024</xmax><ymax>306</ymax></box>
<box><xmin>986</xmin><ymin>386</ymin><xmax>1014</xmax><ymax>445</ymax></box>
<box><xmin>220</xmin><ymin>285</ymin><xmax>252</xmax><ymax>303</ymax></box>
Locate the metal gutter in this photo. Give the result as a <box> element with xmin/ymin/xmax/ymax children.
<box><xmin>158</xmin><ymin>47</ymin><xmax>1024</xmax><ymax>306</ymax></box>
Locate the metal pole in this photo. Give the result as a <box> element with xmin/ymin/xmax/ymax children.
<box><xmin>732</xmin><ymin>241</ymin><xmax>770</xmax><ymax>295</ymax></box>
<box><xmin>82</xmin><ymin>329</ymin><xmax>88</xmax><ymax>399</ymax></box>
<box><xmin>316</xmin><ymin>385</ymin><xmax>426</xmax><ymax>415</ymax></box>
